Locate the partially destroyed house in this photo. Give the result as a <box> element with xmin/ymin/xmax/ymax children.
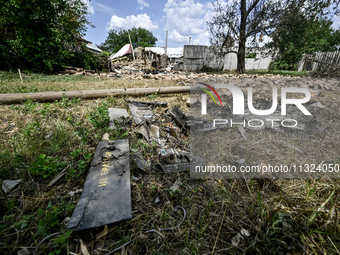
<box><xmin>108</xmin><ymin>44</ymin><xmax>184</xmax><ymax>70</ymax></box>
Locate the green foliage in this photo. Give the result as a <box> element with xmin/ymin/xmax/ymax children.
<box><xmin>268</xmin><ymin>6</ymin><xmax>340</xmax><ymax>70</ymax></box>
<box><xmin>100</xmin><ymin>51</ymin><xmax>113</xmax><ymax>57</ymax></box>
<box><xmin>36</xmin><ymin>201</ymin><xmax>74</xmax><ymax>236</ymax></box>
<box><xmin>88</xmin><ymin>105</ymin><xmax>110</xmax><ymax>129</ymax></box>
<box><xmin>68</xmin><ymin>149</ymin><xmax>92</xmax><ymax>177</ymax></box>
<box><xmin>245</xmin><ymin>53</ymin><xmax>256</xmax><ymax>58</ymax></box>
<box><xmin>0</xmin><ymin>0</ymin><xmax>93</xmax><ymax>72</ymax></box>
<box><xmin>52</xmin><ymin>230</ymin><xmax>73</xmax><ymax>255</ymax></box>
<box><xmin>68</xmin><ymin>118</ymin><xmax>90</xmax><ymax>144</ymax></box>
<box><xmin>30</xmin><ymin>154</ymin><xmax>67</xmax><ymax>178</ymax></box>
<box><xmin>54</xmin><ymin>94</ymin><xmax>81</xmax><ymax>108</ymax></box>
<box><xmin>147</xmin><ymin>92</ymin><xmax>159</xmax><ymax>100</ymax></box>
<box><xmin>101</xmin><ymin>27</ymin><xmax>158</xmax><ymax>53</ymax></box>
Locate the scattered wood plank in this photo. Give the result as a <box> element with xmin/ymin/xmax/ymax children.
<box><xmin>18</xmin><ymin>69</ymin><xmax>23</xmax><ymax>83</ymax></box>
<box><xmin>48</xmin><ymin>165</ymin><xmax>70</xmax><ymax>187</ymax></box>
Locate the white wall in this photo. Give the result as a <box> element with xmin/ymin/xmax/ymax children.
<box><xmin>224</xmin><ymin>52</ymin><xmax>272</xmax><ymax>70</ymax></box>
<box><xmin>178</xmin><ymin>45</ymin><xmax>273</xmax><ymax>71</ymax></box>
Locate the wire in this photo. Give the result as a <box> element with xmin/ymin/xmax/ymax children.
<box><xmin>33</xmin><ymin>232</ymin><xmax>63</xmax><ymax>255</ymax></box>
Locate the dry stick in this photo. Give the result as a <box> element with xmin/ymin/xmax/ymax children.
<box><xmin>48</xmin><ymin>165</ymin><xmax>70</xmax><ymax>187</ymax></box>
<box><xmin>327</xmin><ymin>235</ymin><xmax>340</xmax><ymax>254</ymax></box>
<box><xmin>211</xmin><ymin>204</ymin><xmax>228</xmax><ymax>255</ymax></box>
<box><xmin>18</xmin><ymin>69</ymin><xmax>23</xmax><ymax>83</ymax></box>
<box><xmin>308</xmin><ymin>190</ymin><xmax>335</xmax><ymax>225</ymax></box>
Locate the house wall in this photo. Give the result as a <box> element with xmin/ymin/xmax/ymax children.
<box><xmin>174</xmin><ymin>45</ymin><xmax>272</xmax><ymax>71</ymax></box>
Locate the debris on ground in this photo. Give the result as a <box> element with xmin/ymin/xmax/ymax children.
<box><xmin>170</xmin><ymin>179</ymin><xmax>181</xmax><ymax>192</ymax></box>
<box><xmin>108</xmin><ymin>108</ymin><xmax>130</xmax><ymax>129</ymax></box>
<box><xmin>126</xmin><ymin>99</ymin><xmax>168</xmax><ymax>108</ymax></box>
<box><xmin>68</xmin><ymin>140</ymin><xmax>131</xmax><ymax>231</ymax></box>
<box><xmin>61</xmin><ymin>66</ymin><xmax>96</xmax><ymax>76</ymax></box>
<box><xmin>2</xmin><ymin>179</ymin><xmax>22</xmax><ymax>194</ymax></box>
<box><xmin>133</xmin><ymin>152</ymin><xmax>151</xmax><ymax>172</ymax></box>
<box><xmin>129</xmin><ymin>102</ymin><xmax>154</xmax><ymax>125</ymax></box>
<box><xmin>101</xmin><ymin>133</ymin><xmax>109</xmax><ymax>141</ymax></box>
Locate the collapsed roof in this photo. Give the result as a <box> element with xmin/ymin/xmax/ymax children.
<box><xmin>86</xmin><ymin>43</ymin><xmax>102</xmax><ymax>53</ymax></box>
<box><xmin>109</xmin><ymin>44</ymin><xmax>132</xmax><ymax>60</ymax></box>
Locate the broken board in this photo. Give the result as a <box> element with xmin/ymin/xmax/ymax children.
<box><xmin>128</xmin><ymin>102</ymin><xmax>153</xmax><ymax>125</ymax></box>
<box><xmin>68</xmin><ymin>139</ymin><xmax>131</xmax><ymax>231</ymax></box>
<box><xmin>108</xmin><ymin>108</ymin><xmax>130</xmax><ymax>129</ymax></box>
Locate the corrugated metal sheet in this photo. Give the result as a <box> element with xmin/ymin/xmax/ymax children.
<box><xmin>109</xmin><ymin>44</ymin><xmax>132</xmax><ymax>60</ymax></box>
<box><xmin>86</xmin><ymin>43</ymin><xmax>102</xmax><ymax>53</ymax></box>
<box><xmin>145</xmin><ymin>47</ymin><xmax>183</xmax><ymax>58</ymax></box>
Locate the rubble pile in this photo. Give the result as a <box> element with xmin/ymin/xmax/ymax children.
<box><xmin>60</xmin><ymin>66</ymin><xmax>97</xmax><ymax>76</ymax></box>
<box><xmin>67</xmin><ymin>100</ymin><xmax>200</xmax><ymax>233</ymax></box>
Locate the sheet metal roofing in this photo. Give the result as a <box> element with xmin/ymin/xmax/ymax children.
<box><xmin>109</xmin><ymin>44</ymin><xmax>132</xmax><ymax>60</ymax></box>
<box><xmin>86</xmin><ymin>43</ymin><xmax>102</xmax><ymax>53</ymax></box>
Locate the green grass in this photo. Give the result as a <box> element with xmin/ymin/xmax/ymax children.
<box><xmin>0</xmin><ymin>70</ymin><xmax>179</xmax><ymax>94</ymax></box>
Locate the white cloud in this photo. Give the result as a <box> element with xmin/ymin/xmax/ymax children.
<box><xmin>92</xmin><ymin>3</ymin><xmax>116</xmax><ymax>15</ymax></box>
<box><xmin>137</xmin><ymin>0</ymin><xmax>149</xmax><ymax>11</ymax></box>
<box><xmin>107</xmin><ymin>13</ymin><xmax>159</xmax><ymax>31</ymax></box>
<box><xmin>168</xmin><ymin>29</ymin><xmax>188</xmax><ymax>43</ymax></box>
<box><xmin>156</xmin><ymin>35</ymin><xmax>164</xmax><ymax>44</ymax></box>
<box><xmin>332</xmin><ymin>15</ymin><xmax>340</xmax><ymax>29</ymax></box>
<box><xmin>192</xmin><ymin>31</ymin><xmax>210</xmax><ymax>45</ymax></box>
<box><xmin>163</xmin><ymin>0</ymin><xmax>214</xmax><ymax>45</ymax></box>
<box><xmin>81</xmin><ymin>0</ymin><xmax>94</xmax><ymax>15</ymax></box>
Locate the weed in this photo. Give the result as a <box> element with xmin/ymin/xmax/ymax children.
<box><xmin>148</xmin><ymin>92</ymin><xmax>158</xmax><ymax>100</ymax></box>
<box><xmin>30</xmin><ymin>154</ymin><xmax>67</xmax><ymax>178</ymax></box>
<box><xmin>53</xmin><ymin>230</ymin><xmax>73</xmax><ymax>255</ymax></box>
<box><xmin>88</xmin><ymin>105</ymin><xmax>110</xmax><ymax>129</ymax></box>
<box><xmin>68</xmin><ymin>118</ymin><xmax>90</xmax><ymax>144</ymax></box>
<box><xmin>36</xmin><ymin>201</ymin><xmax>74</xmax><ymax>239</ymax></box>
<box><xmin>68</xmin><ymin>149</ymin><xmax>93</xmax><ymax>177</ymax></box>
<box><xmin>55</xmin><ymin>94</ymin><xmax>80</xmax><ymax>108</ymax></box>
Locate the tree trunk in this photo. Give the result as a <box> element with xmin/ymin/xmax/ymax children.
<box><xmin>237</xmin><ymin>0</ymin><xmax>247</xmax><ymax>74</ymax></box>
<box><xmin>237</xmin><ymin>39</ymin><xmax>246</xmax><ymax>74</ymax></box>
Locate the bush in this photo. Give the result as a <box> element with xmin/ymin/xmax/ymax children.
<box><xmin>200</xmin><ymin>65</ymin><xmax>216</xmax><ymax>72</ymax></box>
<box><xmin>245</xmin><ymin>53</ymin><xmax>256</xmax><ymax>58</ymax></box>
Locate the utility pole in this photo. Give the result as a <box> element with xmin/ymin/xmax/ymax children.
<box><xmin>165</xmin><ymin>31</ymin><xmax>168</xmax><ymax>55</ymax></box>
<box><xmin>189</xmin><ymin>36</ymin><xmax>191</xmax><ymax>45</ymax></box>
<box><xmin>128</xmin><ymin>33</ymin><xmax>135</xmax><ymax>62</ymax></box>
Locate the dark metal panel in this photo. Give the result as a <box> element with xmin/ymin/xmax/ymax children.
<box><xmin>68</xmin><ymin>140</ymin><xmax>131</xmax><ymax>231</ymax></box>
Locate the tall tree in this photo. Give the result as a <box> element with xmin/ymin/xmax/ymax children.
<box><xmin>101</xmin><ymin>27</ymin><xmax>157</xmax><ymax>53</ymax></box>
<box><xmin>0</xmin><ymin>0</ymin><xmax>93</xmax><ymax>71</ymax></box>
<box><xmin>207</xmin><ymin>0</ymin><xmax>339</xmax><ymax>73</ymax></box>
<box><xmin>208</xmin><ymin>0</ymin><xmax>286</xmax><ymax>73</ymax></box>
<box><xmin>268</xmin><ymin>4</ymin><xmax>340</xmax><ymax>70</ymax></box>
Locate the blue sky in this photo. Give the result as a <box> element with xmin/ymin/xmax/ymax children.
<box><xmin>83</xmin><ymin>0</ymin><xmax>340</xmax><ymax>50</ymax></box>
<box><xmin>83</xmin><ymin>0</ymin><xmax>214</xmax><ymax>48</ymax></box>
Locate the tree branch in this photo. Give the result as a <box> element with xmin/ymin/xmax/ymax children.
<box><xmin>247</xmin><ymin>0</ymin><xmax>261</xmax><ymax>17</ymax></box>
